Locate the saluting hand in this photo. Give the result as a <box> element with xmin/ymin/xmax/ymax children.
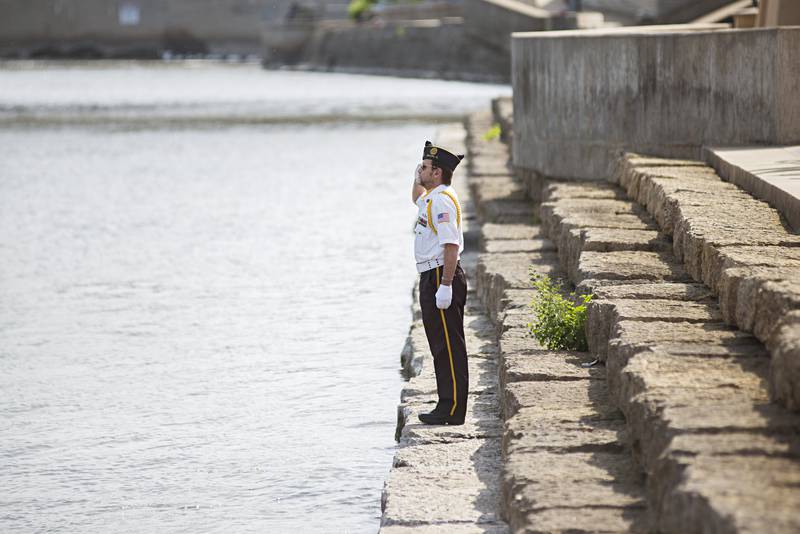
<box><xmin>435</xmin><ymin>284</ymin><xmax>452</xmax><ymax>309</ymax></box>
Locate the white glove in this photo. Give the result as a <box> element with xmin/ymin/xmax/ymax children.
<box><xmin>414</xmin><ymin>163</ymin><xmax>422</xmax><ymax>185</ymax></box>
<box><xmin>435</xmin><ymin>284</ymin><xmax>452</xmax><ymax>309</ymax></box>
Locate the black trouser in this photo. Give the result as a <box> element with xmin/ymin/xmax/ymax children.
<box><xmin>419</xmin><ymin>263</ymin><xmax>468</xmax><ymax>420</ymax></box>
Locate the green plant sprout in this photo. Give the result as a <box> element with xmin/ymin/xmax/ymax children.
<box><xmin>482</xmin><ymin>123</ymin><xmax>501</xmax><ymax>142</ymax></box>
<box><xmin>527</xmin><ymin>271</ymin><xmax>592</xmax><ymax>351</ymax></box>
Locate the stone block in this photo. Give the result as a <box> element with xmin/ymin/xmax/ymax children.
<box><xmin>502</xmin><ymin>450</ymin><xmax>645</xmax><ymax>534</ymax></box>
<box><xmin>382</xmin><ymin>439</ymin><xmax>503</xmax><ymax>527</ymax></box>
<box><xmin>558</xmin><ymin>226</ymin><xmax>671</xmax><ymax>280</ymax></box>
<box><xmin>500</xmin><ymin>350</ymin><xmax>602</xmax><ymax>390</ymax></box>
<box><xmin>504</xmin><ymin>412</ymin><xmax>627</xmax><ymax>457</ymax></box>
<box><xmin>587</xmin><ymin>299</ymin><xmax>722</xmax><ymax>361</ymax></box>
<box><xmin>768</xmin><ymin>310</ymin><xmax>800</xmax><ymax>411</ymax></box>
<box><xmin>477</xmin><ymin>251</ymin><xmax>560</xmax><ymax>315</ymax></box>
<box><xmin>502</xmin><ymin>379</ymin><xmax>610</xmax><ymax>420</ymax></box>
<box><xmin>703</xmin><ymin>245</ymin><xmax>800</xmax><ymax>294</ymax></box>
<box><xmin>483</xmin><ymin>238</ymin><xmax>554</xmax><ymax>254</ymax></box>
<box><xmin>542</xmin><ymin>181</ymin><xmax>625</xmax><ymax>202</ymax></box>
<box><xmin>604</xmin><ymin>320</ymin><xmax>758</xmax><ymax>403</ymax></box>
<box><xmin>480</xmin><ymin>222</ymin><xmax>543</xmax><ymax>242</ymax></box>
<box><xmin>587</xmin><ymin>282</ymin><xmax>712</xmax><ymax>302</ymax></box>
<box><xmin>575</xmin><ymin>251</ymin><xmax>688</xmax><ymax>285</ymax></box>
<box><xmin>651</xmin><ymin>450</ymin><xmax>800</xmax><ymax>534</ymax></box>
<box><xmin>479</xmin><ymin>199</ymin><xmax>538</xmax><ymax>224</ymax></box>
<box><xmin>539</xmin><ymin>199</ymin><xmax>654</xmax><ymax>241</ymax></box>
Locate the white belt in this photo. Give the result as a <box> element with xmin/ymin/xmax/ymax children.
<box><xmin>416</xmin><ymin>257</ymin><xmax>445</xmax><ymax>273</ymax></box>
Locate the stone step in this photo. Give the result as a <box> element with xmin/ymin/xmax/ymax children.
<box><xmin>467</xmin><ymin>112</ymin><xmax>647</xmax><ymax>533</ymax></box>
<box><xmin>381</xmin><ymin>124</ymin><xmax>508</xmax><ymax>533</ymax></box>
<box><xmin>537</xmin><ymin>175</ymin><xmax>800</xmax><ymax>532</ymax></box>
<box><xmin>613</xmin><ymin>153</ymin><xmax>800</xmax><ymax>411</ymax></box>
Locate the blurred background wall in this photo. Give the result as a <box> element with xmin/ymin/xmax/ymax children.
<box><xmin>0</xmin><ymin>0</ymin><xmax>328</xmax><ymax>57</ymax></box>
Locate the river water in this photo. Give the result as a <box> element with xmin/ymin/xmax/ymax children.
<box><xmin>0</xmin><ymin>62</ymin><xmax>509</xmax><ymax>533</ymax></box>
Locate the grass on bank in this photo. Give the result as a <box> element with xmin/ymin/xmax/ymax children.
<box><xmin>528</xmin><ymin>271</ymin><xmax>592</xmax><ymax>351</ymax></box>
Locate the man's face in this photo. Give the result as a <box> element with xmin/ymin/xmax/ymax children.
<box><xmin>419</xmin><ymin>159</ymin><xmax>439</xmax><ymax>188</ymax></box>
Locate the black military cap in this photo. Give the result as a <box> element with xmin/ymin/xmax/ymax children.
<box><xmin>423</xmin><ymin>141</ymin><xmax>464</xmax><ymax>172</ymax></box>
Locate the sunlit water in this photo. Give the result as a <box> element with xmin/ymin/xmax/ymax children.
<box><xmin>0</xmin><ymin>62</ymin><xmax>509</xmax><ymax>533</ymax></box>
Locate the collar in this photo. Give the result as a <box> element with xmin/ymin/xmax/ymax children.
<box><xmin>425</xmin><ymin>184</ymin><xmax>448</xmax><ymax>196</ymax></box>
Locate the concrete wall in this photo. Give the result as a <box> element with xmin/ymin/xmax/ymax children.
<box><xmin>510</xmin><ymin>25</ymin><xmax>800</xmax><ymax>180</ymax></box>
<box><xmin>0</xmin><ymin>0</ymin><xmax>297</xmax><ymax>56</ymax></box>
<box><xmin>295</xmin><ymin>20</ymin><xmax>510</xmax><ymax>83</ymax></box>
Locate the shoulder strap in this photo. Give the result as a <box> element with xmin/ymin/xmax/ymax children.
<box><xmin>426</xmin><ymin>190</ymin><xmax>462</xmax><ymax>235</ymax></box>
<box><xmin>440</xmin><ymin>190</ymin><xmax>462</xmax><ymax>228</ymax></box>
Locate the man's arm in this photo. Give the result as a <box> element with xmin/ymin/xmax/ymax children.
<box><xmin>440</xmin><ymin>244</ymin><xmax>458</xmax><ymax>286</ymax></box>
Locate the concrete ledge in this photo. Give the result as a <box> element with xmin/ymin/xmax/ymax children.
<box><xmin>296</xmin><ymin>20</ymin><xmax>509</xmax><ymax>83</ymax></box>
<box><xmin>511</xmin><ymin>26</ymin><xmax>800</xmax><ymax>180</ymax></box>
<box><xmin>705</xmin><ymin>145</ymin><xmax>800</xmax><ymax>232</ymax></box>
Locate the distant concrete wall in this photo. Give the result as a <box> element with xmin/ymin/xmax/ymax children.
<box><xmin>511</xmin><ymin>26</ymin><xmax>800</xmax><ymax>180</ymax></box>
<box><xmin>0</xmin><ymin>0</ymin><xmax>296</xmax><ymax>56</ymax></box>
<box><xmin>296</xmin><ymin>20</ymin><xmax>509</xmax><ymax>83</ymax></box>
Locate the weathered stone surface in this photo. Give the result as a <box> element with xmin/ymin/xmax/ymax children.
<box><xmin>381</xmin><ymin>525</ymin><xmax>508</xmax><ymax>534</ymax></box>
<box><xmin>479</xmin><ymin>199</ymin><xmax>538</xmax><ymax>224</ymax></box>
<box><xmin>503</xmin><ymin>451</ymin><xmax>645</xmax><ymax>534</ymax></box>
<box><xmin>512</xmin><ymin>506</ymin><xmax>648</xmax><ymax>534</ymax></box>
<box><xmin>500</xmin><ymin>350</ymin><xmax>602</xmax><ymax>389</ymax></box>
<box><xmin>483</xmin><ymin>238</ymin><xmax>554</xmax><ymax>254</ymax></box>
<box><xmin>498</xmin><ymin>288</ymin><xmax>535</xmax><ymax>312</ymax></box>
<box><xmin>769</xmin><ymin>311</ymin><xmax>800</xmax><ymax>411</ymax></box>
<box><xmin>382</xmin><ymin>439</ymin><xmax>504</xmax><ymax>528</ymax></box>
<box><xmin>716</xmin><ymin>266</ymin><xmax>800</xmax><ymax>331</ymax></box>
<box><xmin>605</xmin><ymin>320</ymin><xmax>758</xmax><ymax>402</ymax></box>
<box><xmin>480</xmin><ymin>222</ymin><xmax>543</xmax><ymax>242</ymax></box>
<box><xmin>575</xmin><ymin>251</ymin><xmax>688</xmax><ymax>284</ymax></box>
<box><xmin>557</xmin><ymin>226</ymin><xmax>672</xmax><ymax>280</ymax></box>
<box><xmin>540</xmin><ymin>200</ymin><xmax>655</xmax><ymax>241</ymax></box>
<box><xmin>703</xmin><ymin>245</ymin><xmax>800</xmax><ymax>293</ymax></box>
<box><xmin>542</xmin><ymin>181</ymin><xmax>625</xmax><ymax>202</ymax></box>
<box><xmin>652</xmin><ymin>451</ymin><xmax>800</xmax><ymax>534</ymax></box>
<box><xmin>470</xmin><ymin>154</ymin><xmax>511</xmax><ymax>177</ymax></box>
<box><xmin>502</xmin><ymin>380</ymin><xmax>610</xmax><ymax>420</ymax></box>
<box><xmin>588</xmin><ymin>299</ymin><xmax>722</xmax><ymax>361</ymax></box>
<box><xmin>586</xmin><ymin>282</ymin><xmax>712</xmax><ymax>302</ymax></box>
<box><xmin>504</xmin><ymin>414</ymin><xmax>627</xmax><ymax>456</ymax></box>
<box><xmin>616</xmin><ymin>350</ymin><xmax>779</xmax><ymax>467</ymax></box>
<box><xmin>476</xmin><ymin>251</ymin><xmax>559</xmax><ymax>318</ymax></box>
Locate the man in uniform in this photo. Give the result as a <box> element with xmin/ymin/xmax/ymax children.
<box><xmin>411</xmin><ymin>141</ymin><xmax>468</xmax><ymax>425</ymax></box>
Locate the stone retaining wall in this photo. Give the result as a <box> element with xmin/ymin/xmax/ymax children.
<box><xmin>613</xmin><ymin>153</ymin><xmax>800</xmax><ymax>411</ymax></box>
<box><xmin>293</xmin><ymin>20</ymin><xmax>509</xmax><ymax>83</ymax></box>
<box><xmin>510</xmin><ymin>25</ymin><xmax>800</xmax><ymax>180</ymax></box>
<box><xmin>478</xmin><ymin>97</ymin><xmax>800</xmax><ymax>532</ymax></box>
<box><xmin>0</xmin><ymin>0</ymin><xmax>277</xmax><ymax>57</ymax></box>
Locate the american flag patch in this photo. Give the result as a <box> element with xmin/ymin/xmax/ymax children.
<box><xmin>437</xmin><ymin>212</ymin><xmax>450</xmax><ymax>223</ymax></box>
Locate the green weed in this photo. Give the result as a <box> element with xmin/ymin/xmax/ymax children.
<box><xmin>527</xmin><ymin>272</ymin><xmax>592</xmax><ymax>351</ymax></box>
<box><xmin>482</xmin><ymin>123</ymin><xmax>502</xmax><ymax>142</ymax></box>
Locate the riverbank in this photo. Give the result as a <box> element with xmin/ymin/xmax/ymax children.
<box><xmin>380</xmin><ymin>123</ymin><xmax>509</xmax><ymax>532</ymax></box>
<box><xmin>383</xmin><ymin>98</ymin><xmax>800</xmax><ymax>532</ymax></box>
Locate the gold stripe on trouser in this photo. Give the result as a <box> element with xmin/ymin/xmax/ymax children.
<box><xmin>436</xmin><ymin>267</ymin><xmax>458</xmax><ymax>416</ymax></box>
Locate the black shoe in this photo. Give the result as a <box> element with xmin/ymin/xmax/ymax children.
<box><xmin>418</xmin><ymin>411</ymin><xmax>465</xmax><ymax>426</ymax></box>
